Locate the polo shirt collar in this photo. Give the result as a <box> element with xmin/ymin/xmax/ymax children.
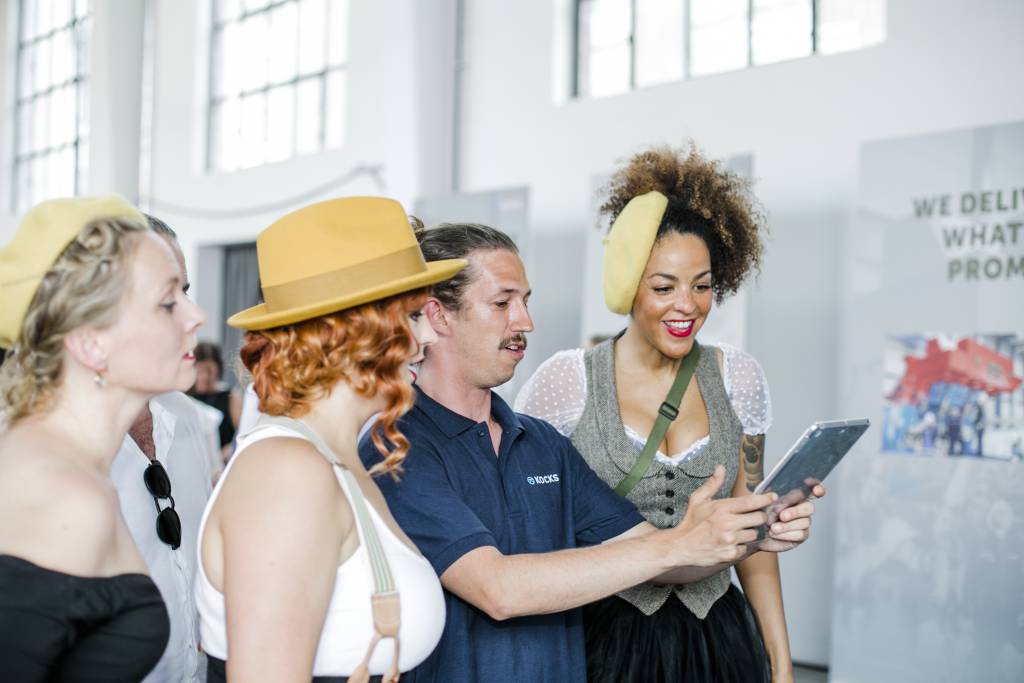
<box><xmin>413</xmin><ymin>385</ymin><xmax>525</xmax><ymax>439</ymax></box>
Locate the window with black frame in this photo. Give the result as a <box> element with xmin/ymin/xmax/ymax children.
<box><xmin>11</xmin><ymin>0</ymin><xmax>91</xmax><ymax>213</ymax></box>
<box><xmin>208</xmin><ymin>0</ymin><xmax>349</xmax><ymax>172</ymax></box>
<box><xmin>573</xmin><ymin>0</ymin><xmax>885</xmax><ymax>98</ymax></box>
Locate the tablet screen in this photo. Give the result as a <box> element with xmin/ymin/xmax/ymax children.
<box><xmin>755</xmin><ymin>418</ymin><xmax>870</xmax><ymax>526</ymax></box>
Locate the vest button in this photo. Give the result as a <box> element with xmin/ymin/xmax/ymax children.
<box><xmin>665</xmin><ymin>490</ymin><xmax>675</xmax><ymax>498</ymax></box>
<box><xmin>665</xmin><ymin>471</ymin><xmax>675</xmax><ymax>480</ymax></box>
<box><xmin>664</xmin><ymin>507</ymin><xmax>675</xmax><ymax>515</ymax></box>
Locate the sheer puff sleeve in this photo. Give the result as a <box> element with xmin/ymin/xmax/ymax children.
<box><xmin>514</xmin><ymin>349</ymin><xmax>588</xmax><ymax>437</ymax></box>
<box><xmin>719</xmin><ymin>343</ymin><xmax>773</xmax><ymax>435</ymax></box>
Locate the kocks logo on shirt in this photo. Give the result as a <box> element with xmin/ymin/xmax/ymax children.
<box><xmin>527</xmin><ymin>474</ymin><xmax>560</xmax><ymax>485</ymax></box>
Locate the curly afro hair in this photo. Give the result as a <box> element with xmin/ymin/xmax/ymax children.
<box><xmin>600</xmin><ymin>144</ymin><xmax>766</xmax><ymax>303</ymax></box>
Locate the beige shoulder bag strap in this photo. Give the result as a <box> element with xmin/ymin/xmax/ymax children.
<box><xmin>256</xmin><ymin>415</ymin><xmax>403</xmax><ymax>683</ymax></box>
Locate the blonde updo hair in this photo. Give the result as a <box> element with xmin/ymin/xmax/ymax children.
<box><xmin>0</xmin><ymin>216</ymin><xmax>148</xmax><ymax>426</ymax></box>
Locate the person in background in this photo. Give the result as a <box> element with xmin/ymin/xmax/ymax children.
<box><xmin>110</xmin><ymin>214</ymin><xmax>217</xmax><ymax>682</ymax></box>
<box><xmin>0</xmin><ymin>196</ymin><xmax>205</xmax><ymax>681</ymax></box>
<box><xmin>188</xmin><ymin>341</ymin><xmax>242</xmax><ymax>459</ymax></box>
<box><xmin>195</xmin><ymin>197</ymin><xmax>464</xmax><ymax>681</ymax></box>
<box><xmin>517</xmin><ymin>145</ymin><xmax>815</xmax><ymax>682</ymax></box>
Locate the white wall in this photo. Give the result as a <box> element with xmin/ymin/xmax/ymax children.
<box><xmin>454</xmin><ymin>0</ymin><xmax>1024</xmax><ymax>666</ymax></box>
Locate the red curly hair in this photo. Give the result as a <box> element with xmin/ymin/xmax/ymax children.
<box><xmin>239</xmin><ymin>288</ymin><xmax>428</xmax><ymax>477</ymax></box>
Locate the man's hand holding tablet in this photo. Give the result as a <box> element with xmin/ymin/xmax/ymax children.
<box><xmin>751</xmin><ymin>418</ymin><xmax>870</xmax><ymax>550</ymax></box>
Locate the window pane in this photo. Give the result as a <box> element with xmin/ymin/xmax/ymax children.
<box><xmin>583</xmin><ymin>0</ymin><xmax>631</xmax><ymax>49</ymax></box>
<box><xmin>298</xmin><ymin>0</ymin><xmax>326</xmax><ymax>75</ymax></box>
<box><xmin>211</xmin><ymin>98</ymin><xmax>241</xmax><ymax>172</ymax></box>
<box><xmin>295</xmin><ymin>77</ymin><xmax>322</xmax><ymax>155</ymax></box>
<box><xmin>818</xmin><ymin>0</ymin><xmax>886</xmax><ymax>54</ymax></box>
<box><xmin>635</xmin><ymin>0</ymin><xmax>684</xmax><ymax>88</ymax></box>
<box><xmin>36</xmin><ymin>0</ymin><xmax>53</xmax><ymax>39</ymax></box>
<box><xmin>266</xmin><ymin>86</ymin><xmax>295</xmax><ymax>162</ymax></box>
<box><xmin>75</xmin><ymin>0</ymin><xmax>89</xmax><ymax>20</ymax></box>
<box><xmin>52</xmin><ymin>29</ymin><xmax>75</xmax><ymax>85</ymax></box>
<box><xmin>50</xmin><ymin>85</ymin><xmax>75</xmax><ymax>147</ymax></box>
<box><xmin>52</xmin><ymin>147</ymin><xmax>75</xmax><ymax>197</ymax></box>
<box><xmin>52</xmin><ymin>0</ymin><xmax>73</xmax><ymax>29</ymax></box>
<box><xmin>752</xmin><ymin>0</ymin><xmax>812</xmax><ymax>65</ymax></box>
<box><xmin>689</xmin><ymin>0</ymin><xmax>748</xmax><ymax>77</ymax></box>
<box><xmin>17</xmin><ymin>101</ymin><xmax>34</xmax><ymax>156</ymax></box>
<box><xmin>34</xmin><ymin>36</ymin><xmax>52</xmax><ymax>93</ymax></box>
<box><xmin>18</xmin><ymin>42</ymin><xmax>35</xmax><ymax>98</ymax></box>
<box><xmin>209</xmin><ymin>0</ymin><xmax>346</xmax><ymax>170</ymax></box>
<box><xmin>324</xmin><ymin>69</ymin><xmax>345</xmax><ymax>148</ymax></box>
<box><xmin>268</xmin><ymin>2</ymin><xmax>298</xmax><ymax>84</ymax></box>
<box><xmin>577</xmin><ymin>0</ymin><xmax>632</xmax><ymax>98</ymax></box>
<box><xmin>587</xmin><ymin>44</ymin><xmax>631</xmax><ymax>98</ymax></box>
<box><xmin>326</xmin><ymin>0</ymin><xmax>348</xmax><ymax>66</ymax></box>
<box><xmin>239</xmin><ymin>14</ymin><xmax>269</xmax><ymax>92</ymax></box>
<box><xmin>238</xmin><ymin>93</ymin><xmax>267</xmax><ymax>168</ymax></box>
<box><xmin>33</xmin><ymin>93</ymin><xmax>50</xmax><ymax>152</ymax></box>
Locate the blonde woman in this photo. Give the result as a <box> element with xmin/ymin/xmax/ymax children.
<box><xmin>0</xmin><ymin>196</ymin><xmax>206</xmax><ymax>680</ymax></box>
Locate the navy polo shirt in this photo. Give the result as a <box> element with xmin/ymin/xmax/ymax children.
<box><xmin>358</xmin><ymin>387</ymin><xmax>643</xmax><ymax>683</ymax></box>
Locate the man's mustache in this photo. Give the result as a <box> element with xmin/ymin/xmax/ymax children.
<box><xmin>499</xmin><ymin>334</ymin><xmax>528</xmax><ymax>350</ymax></box>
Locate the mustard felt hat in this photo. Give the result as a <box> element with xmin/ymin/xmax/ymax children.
<box><xmin>0</xmin><ymin>195</ymin><xmax>146</xmax><ymax>348</ymax></box>
<box><xmin>602</xmin><ymin>190</ymin><xmax>669</xmax><ymax>315</ymax></box>
<box><xmin>228</xmin><ymin>196</ymin><xmax>467</xmax><ymax>330</ymax></box>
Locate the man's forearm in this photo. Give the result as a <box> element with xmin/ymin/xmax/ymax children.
<box><xmin>444</xmin><ymin>529</ymin><xmax>680</xmax><ymax>620</ymax></box>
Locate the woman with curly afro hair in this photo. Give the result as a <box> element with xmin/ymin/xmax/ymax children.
<box><xmin>194</xmin><ymin>197</ymin><xmax>467</xmax><ymax>682</ymax></box>
<box><xmin>517</xmin><ymin>145</ymin><xmax>822</xmax><ymax>682</ymax></box>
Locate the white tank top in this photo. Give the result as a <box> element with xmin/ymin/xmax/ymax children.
<box><xmin>195</xmin><ymin>425</ymin><xmax>446</xmax><ymax>675</ymax></box>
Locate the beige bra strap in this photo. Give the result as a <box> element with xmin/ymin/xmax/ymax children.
<box><xmin>255</xmin><ymin>416</ymin><xmax>402</xmax><ymax>682</ymax></box>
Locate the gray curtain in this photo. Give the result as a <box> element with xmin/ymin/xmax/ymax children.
<box><xmin>220</xmin><ymin>243</ymin><xmax>259</xmax><ymax>387</ymax></box>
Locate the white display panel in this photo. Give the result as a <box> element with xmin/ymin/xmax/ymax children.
<box><xmin>831</xmin><ymin>122</ymin><xmax>1024</xmax><ymax>682</ymax></box>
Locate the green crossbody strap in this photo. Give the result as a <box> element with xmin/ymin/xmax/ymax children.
<box><xmin>613</xmin><ymin>341</ymin><xmax>701</xmax><ymax>497</ymax></box>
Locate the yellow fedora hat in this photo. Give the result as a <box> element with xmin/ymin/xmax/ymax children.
<box><xmin>0</xmin><ymin>195</ymin><xmax>146</xmax><ymax>348</ymax></box>
<box><xmin>228</xmin><ymin>196</ymin><xmax>467</xmax><ymax>330</ymax></box>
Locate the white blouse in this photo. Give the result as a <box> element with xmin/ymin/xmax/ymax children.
<box><xmin>514</xmin><ymin>342</ymin><xmax>772</xmax><ymax>466</ymax></box>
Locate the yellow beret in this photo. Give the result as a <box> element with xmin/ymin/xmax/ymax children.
<box><xmin>0</xmin><ymin>195</ymin><xmax>145</xmax><ymax>348</ymax></box>
<box><xmin>602</xmin><ymin>190</ymin><xmax>669</xmax><ymax>315</ymax></box>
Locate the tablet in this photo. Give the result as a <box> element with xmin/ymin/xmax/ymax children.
<box><xmin>754</xmin><ymin>418</ymin><xmax>870</xmax><ymax>527</ymax></box>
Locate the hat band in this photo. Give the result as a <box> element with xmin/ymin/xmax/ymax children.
<box><xmin>262</xmin><ymin>245</ymin><xmax>427</xmax><ymax>312</ymax></box>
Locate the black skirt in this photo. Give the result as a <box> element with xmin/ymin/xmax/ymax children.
<box><xmin>583</xmin><ymin>584</ymin><xmax>771</xmax><ymax>683</ymax></box>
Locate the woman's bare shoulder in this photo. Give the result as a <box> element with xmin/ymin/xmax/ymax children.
<box><xmin>0</xmin><ymin>447</ymin><xmax>123</xmax><ymax>576</ymax></box>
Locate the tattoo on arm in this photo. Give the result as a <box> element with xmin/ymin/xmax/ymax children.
<box><xmin>741</xmin><ymin>434</ymin><xmax>765</xmax><ymax>493</ymax></box>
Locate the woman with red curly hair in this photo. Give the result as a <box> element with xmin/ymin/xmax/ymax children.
<box><xmin>194</xmin><ymin>197</ymin><xmax>466</xmax><ymax>683</ymax></box>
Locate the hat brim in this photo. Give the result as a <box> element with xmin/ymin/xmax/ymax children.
<box><xmin>228</xmin><ymin>258</ymin><xmax>467</xmax><ymax>331</ymax></box>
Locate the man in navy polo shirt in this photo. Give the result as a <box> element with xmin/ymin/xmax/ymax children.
<box><xmin>359</xmin><ymin>224</ymin><xmax>818</xmax><ymax>682</ymax></box>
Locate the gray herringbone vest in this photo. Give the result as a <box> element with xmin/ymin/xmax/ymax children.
<box><xmin>570</xmin><ymin>339</ymin><xmax>742</xmax><ymax>618</ymax></box>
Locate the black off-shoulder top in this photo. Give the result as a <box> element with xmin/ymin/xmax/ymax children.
<box><xmin>0</xmin><ymin>554</ymin><xmax>170</xmax><ymax>682</ymax></box>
